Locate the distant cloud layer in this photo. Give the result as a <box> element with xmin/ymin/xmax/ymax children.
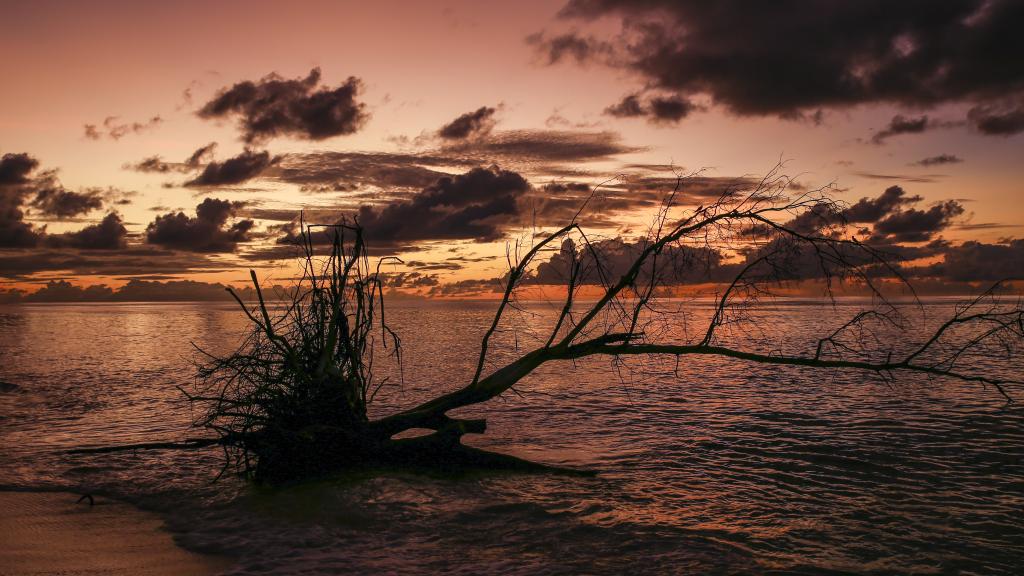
<box><xmin>533</xmin><ymin>236</ymin><xmax>724</xmax><ymax>285</ymax></box>
<box><xmin>929</xmin><ymin>239</ymin><xmax>1024</xmax><ymax>281</ymax></box>
<box><xmin>197</xmin><ymin>67</ymin><xmax>369</xmax><ymax>143</ymax></box>
<box><xmin>913</xmin><ymin>154</ymin><xmax>963</xmax><ymax>167</ymax></box>
<box><xmin>2</xmin><ymin>279</ymin><xmax>289</xmax><ymax>303</ymax></box>
<box><xmin>515</xmin><ymin>183</ymin><xmax>1010</xmax><ymax>293</ymax></box>
<box><xmin>83</xmin><ymin>115</ymin><xmax>162</xmax><ymax>141</ymax></box>
<box><xmin>535</xmin><ymin>0</ymin><xmax>1024</xmax><ymax>133</ymax></box>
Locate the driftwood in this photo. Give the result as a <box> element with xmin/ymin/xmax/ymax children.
<box><xmin>69</xmin><ymin>166</ymin><xmax>1024</xmax><ymax>483</ymax></box>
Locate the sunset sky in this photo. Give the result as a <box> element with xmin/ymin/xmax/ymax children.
<box><xmin>2</xmin><ymin>0</ymin><xmax>1022</xmax><ymax>299</ymax></box>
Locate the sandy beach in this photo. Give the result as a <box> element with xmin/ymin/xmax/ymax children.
<box><xmin>0</xmin><ymin>491</ymin><xmax>231</xmax><ymax>576</ymax></box>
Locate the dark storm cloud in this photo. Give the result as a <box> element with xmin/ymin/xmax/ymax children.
<box><xmin>872</xmin><ymin>200</ymin><xmax>965</xmax><ymax>243</ymax></box>
<box><xmin>771</xmin><ymin>187</ymin><xmax>962</xmax><ymax>278</ymax></box>
<box><xmin>438</xmin><ymin>106</ymin><xmax>497</xmax><ymax>140</ymax></box>
<box><xmin>605</xmin><ymin>93</ymin><xmax>698</xmax><ymax>124</ymax></box>
<box><xmin>356</xmin><ymin>166</ymin><xmax>531</xmax><ymax>244</ymax></box>
<box><xmin>45</xmin><ymin>212</ymin><xmax>128</xmax><ymax>249</ymax></box>
<box><xmin>197</xmin><ymin>67</ymin><xmax>369</xmax><ymax>143</ymax></box>
<box><xmin>29</xmin><ymin>185</ymin><xmax>103</xmax><ymax>218</ymax></box>
<box><xmin>0</xmin><ymin>153</ymin><xmax>38</xmax><ymax>185</ymax></box>
<box><xmin>787</xmin><ymin>185</ymin><xmax>915</xmax><ymax>235</ymax></box>
<box><xmin>537</xmin><ymin>0</ymin><xmax>1024</xmax><ymax>124</ymax></box>
<box><xmin>83</xmin><ymin>115</ymin><xmax>162</xmax><ymax>141</ymax></box>
<box><xmin>913</xmin><ymin>154</ymin><xmax>964</xmax><ymax>167</ymax></box>
<box><xmin>1</xmin><ymin>153</ymin><xmax>128</xmax><ymax>247</ymax></box>
<box><xmin>967</xmin><ymin>97</ymin><xmax>1024</xmax><ymax>135</ymax></box>
<box><xmin>1</xmin><ymin>153</ymin><xmax>43</xmax><ymax>247</ymax></box>
<box><xmin>146</xmin><ymin>198</ymin><xmax>254</xmax><ymax>252</ymax></box>
<box><xmin>184</xmin><ymin>149</ymin><xmax>277</xmax><ymax>187</ymax></box>
<box><xmin>785</xmin><ymin>185</ymin><xmax>962</xmax><ymax>244</ymax></box>
<box><xmin>648</xmin><ymin>96</ymin><xmax>698</xmax><ymax>123</ymax></box>
<box><xmin>0</xmin><ymin>207</ymin><xmax>37</xmax><ymax>246</ymax></box>
<box><xmin>845</xmin><ymin>185</ymin><xmax>922</xmax><ymax>223</ymax></box>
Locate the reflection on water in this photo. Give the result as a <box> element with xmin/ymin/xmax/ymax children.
<box><xmin>0</xmin><ymin>300</ymin><xmax>1022</xmax><ymax>575</ymax></box>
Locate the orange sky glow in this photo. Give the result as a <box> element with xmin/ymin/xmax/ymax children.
<box><xmin>2</xmin><ymin>0</ymin><xmax>1022</xmax><ymax>300</ymax></box>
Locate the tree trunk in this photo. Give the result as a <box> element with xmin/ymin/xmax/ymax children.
<box><xmin>249</xmin><ymin>416</ymin><xmax>590</xmax><ymax>483</ymax></box>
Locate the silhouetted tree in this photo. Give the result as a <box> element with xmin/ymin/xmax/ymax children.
<box><xmin>72</xmin><ymin>165</ymin><xmax>1024</xmax><ymax>483</ymax></box>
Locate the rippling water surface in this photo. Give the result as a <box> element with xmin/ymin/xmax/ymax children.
<box><xmin>0</xmin><ymin>300</ymin><xmax>1022</xmax><ymax>574</ymax></box>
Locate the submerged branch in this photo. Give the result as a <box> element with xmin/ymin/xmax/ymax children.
<box><xmin>67</xmin><ymin>437</ymin><xmax>225</xmax><ymax>454</ymax></box>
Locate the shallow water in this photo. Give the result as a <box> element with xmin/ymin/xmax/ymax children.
<box><xmin>0</xmin><ymin>300</ymin><xmax>1022</xmax><ymax>574</ymax></box>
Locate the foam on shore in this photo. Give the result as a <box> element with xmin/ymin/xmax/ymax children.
<box><xmin>0</xmin><ymin>490</ymin><xmax>232</xmax><ymax>576</ymax></box>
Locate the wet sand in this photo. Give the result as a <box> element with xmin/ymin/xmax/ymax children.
<box><xmin>0</xmin><ymin>491</ymin><xmax>232</xmax><ymax>576</ymax></box>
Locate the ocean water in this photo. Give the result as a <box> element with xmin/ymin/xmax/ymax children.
<box><xmin>0</xmin><ymin>299</ymin><xmax>1022</xmax><ymax>575</ymax></box>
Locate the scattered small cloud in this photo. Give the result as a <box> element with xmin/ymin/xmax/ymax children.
<box><xmin>869</xmin><ymin>115</ymin><xmax>961</xmax><ymax>145</ymax></box>
<box><xmin>605</xmin><ymin>93</ymin><xmax>698</xmax><ymax>124</ymax></box>
<box><xmin>438</xmin><ymin>106</ymin><xmax>497</xmax><ymax>140</ymax></box>
<box><xmin>854</xmin><ymin>172</ymin><xmax>944</xmax><ymax>184</ymax></box>
<box><xmin>29</xmin><ymin>185</ymin><xmax>103</xmax><ymax>218</ymax></box>
<box><xmin>125</xmin><ymin>142</ymin><xmax>219</xmax><ymax>174</ymax></box>
<box><xmin>83</xmin><ymin>115</ymin><xmax>162</xmax><ymax>141</ymax></box>
<box><xmin>912</xmin><ymin>154</ymin><xmax>963</xmax><ymax>167</ymax></box>
<box><xmin>967</xmin><ymin>97</ymin><xmax>1024</xmax><ymax>136</ymax></box>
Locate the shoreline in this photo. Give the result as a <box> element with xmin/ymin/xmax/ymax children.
<box><xmin>0</xmin><ymin>490</ymin><xmax>232</xmax><ymax>576</ymax></box>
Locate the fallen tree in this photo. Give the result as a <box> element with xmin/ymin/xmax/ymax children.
<box><xmin>70</xmin><ymin>166</ymin><xmax>1024</xmax><ymax>483</ymax></box>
